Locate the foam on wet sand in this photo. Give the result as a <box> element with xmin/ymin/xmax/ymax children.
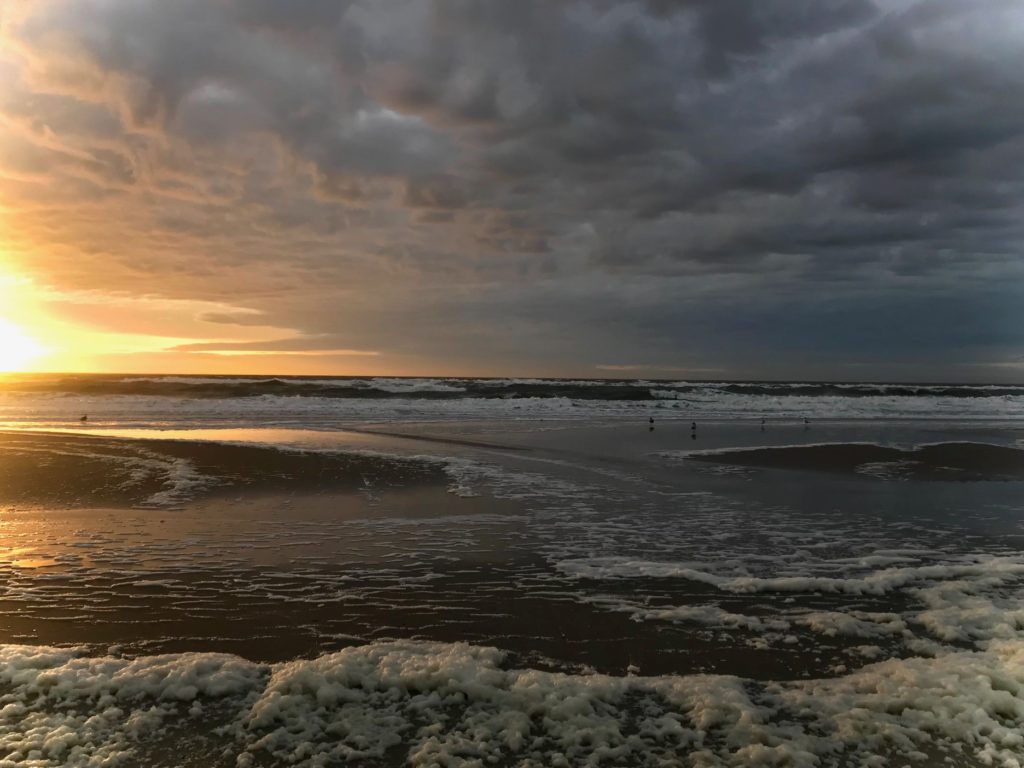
<box><xmin>0</xmin><ymin>425</ymin><xmax>1022</xmax><ymax>765</ymax></box>
<box><xmin>0</xmin><ymin>431</ymin><xmax>444</xmax><ymax>509</ymax></box>
<box><xmin>1</xmin><ymin>640</ymin><xmax>1022</xmax><ymax>767</ymax></box>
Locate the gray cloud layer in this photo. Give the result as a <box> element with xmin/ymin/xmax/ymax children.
<box><xmin>2</xmin><ymin>0</ymin><xmax>1023</xmax><ymax>378</ymax></box>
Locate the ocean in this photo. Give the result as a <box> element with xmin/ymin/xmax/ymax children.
<box><xmin>0</xmin><ymin>374</ymin><xmax>1022</xmax><ymax>766</ymax></box>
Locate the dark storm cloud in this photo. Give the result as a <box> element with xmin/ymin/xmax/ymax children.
<box><xmin>2</xmin><ymin>0</ymin><xmax>1023</xmax><ymax>378</ymax></box>
<box><xmin>403</xmin><ymin>176</ymin><xmax>469</xmax><ymax>210</ymax></box>
<box><xmin>642</xmin><ymin>0</ymin><xmax>878</xmax><ymax>77</ymax></box>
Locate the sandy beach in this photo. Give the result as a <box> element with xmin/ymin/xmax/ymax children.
<box><xmin>0</xmin><ymin>419</ymin><xmax>1022</xmax><ymax>766</ymax></box>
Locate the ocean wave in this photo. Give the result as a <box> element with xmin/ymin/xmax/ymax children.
<box><xmin>4</xmin><ymin>375</ymin><xmax>1023</xmax><ymax>402</ymax></box>
<box><xmin>2</xmin><ymin>388</ymin><xmax>1023</xmax><ymax>430</ymax></box>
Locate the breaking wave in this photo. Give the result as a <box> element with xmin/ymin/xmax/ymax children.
<box><xmin>3</xmin><ymin>374</ymin><xmax>1023</xmax><ymax>402</ymax></box>
<box><xmin>2</xmin><ymin>375</ymin><xmax>1023</xmax><ymax>429</ymax></box>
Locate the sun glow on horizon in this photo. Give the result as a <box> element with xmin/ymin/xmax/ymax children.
<box><xmin>0</xmin><ymin>262</ymin><xmax>418</xmax><ymax>375</ymax></box>
<box><xmin>0</xmin><ymin>317</ymin><xmax>47</xmax><ymax>372</ymax></box>
<box><xmin>0</xmin><ymin>266</ymin><xmax>392</xmax><ymax>375</ymax></box>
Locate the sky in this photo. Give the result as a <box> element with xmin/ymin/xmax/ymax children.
<box><xmin>0</xmin><ymin>0</ymin><xmax>1023</xmax><ymax>380</ymax></box>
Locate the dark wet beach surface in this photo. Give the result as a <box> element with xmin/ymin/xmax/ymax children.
<box><xmin>0</xmin><ymin>422</ymin><xmax>1023</xmax><ymax>766</ymax></box>
<box><xmin>0</xmin><ymin>424</ymin><xmax>1022</xmax><ymax>680</ymax></box>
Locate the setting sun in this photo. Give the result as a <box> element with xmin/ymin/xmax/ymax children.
<box><xmin>0</xmin><ymin>318</ymin><xmax>46</xmax><ymax>372</ymax></box>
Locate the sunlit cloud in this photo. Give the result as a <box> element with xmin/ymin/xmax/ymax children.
<box><xmin>595</xmin><ymin>365</ymin><xmax>726</xmax><ymax>375</ymax></box>
<box><xmin>183</xmin><ymin>350</ymin><xmax>380</xmax><ymax>358</ymax></box>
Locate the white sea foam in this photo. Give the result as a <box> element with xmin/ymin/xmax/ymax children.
<box><xmin>584</xmin><ymin>595</ymin><xmax>790</xmax><ymax>632</ymax></box>
<box><xmin>0</xmin><ymin>640</ymin><xmax>1022</xmax><ymax>767</ymax></box>
<box><xmin>136</xmin><ymin>455</ymin><xmax>214</xmax><ymax>507</ymax></box>
<box><xmin>556</xmin><ymin>554</ymin><xmax>1024</xmax><ymax>596</ymax></box>
<box><xmin>363</xmin><ymin>378</ymin><xmax>467</xmax><ymax>394</ymax></box>
<box><xmin>0</xmin><ymin>439</ymin><xmax>217</xmax><ymax>508</ymax></box>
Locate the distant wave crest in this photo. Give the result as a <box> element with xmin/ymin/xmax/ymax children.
<box><xmin>3</xmin><ymin>375</ymin><xmax>1022</xmax><ymax>401</ymax></box>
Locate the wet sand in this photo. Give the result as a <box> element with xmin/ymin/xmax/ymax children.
<box><xmin>686</xmin><ymin>440</ymin><xmax>1024</xmax><ymax>481</ymax></box>
<box><xmin>0</xmin><ymin>428</ymin><xmax>1019</xmax><ymax>672</ymax></box>
<box><xmin>0</xmin><ymin>425</ymin><xmax>1023</xmax><ymax>766</ymax></box>
<box><xmin>0</xmin><ymin>430</ymin><xmax>442</xmax><ymax>509</ymax></box>
<box><xmin>0</xmin><ymin>428</ymin><xmax>947</xmax><ymax>678</ymax></box>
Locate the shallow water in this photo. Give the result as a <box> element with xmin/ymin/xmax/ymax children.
<box><xmin>1</xmin><ymin>406</ymin><xmax>1023</xmax><ymax>765</ymax></box>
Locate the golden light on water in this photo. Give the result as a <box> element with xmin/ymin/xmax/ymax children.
<box><xmin>0</xmin><ymin>317</ymin><xmax>46</xmax><ymax>372</ymax></box>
